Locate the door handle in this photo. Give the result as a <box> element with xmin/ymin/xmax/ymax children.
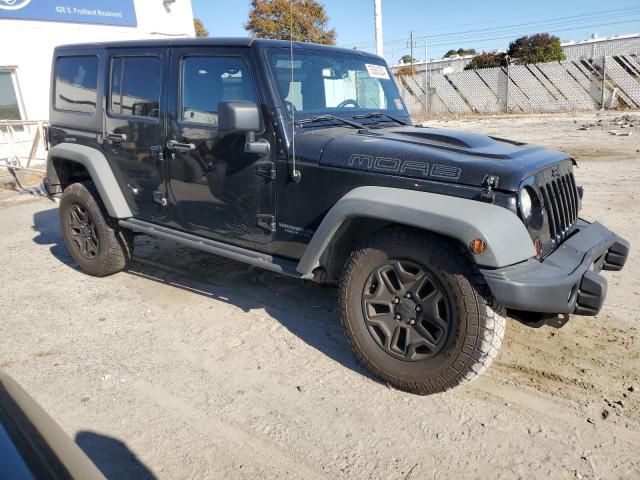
<box><xmin>167</xmin><ymin>140</ymin><xmax>195</xmax><ymax>153</ymax></box>
<box><xmin>150</xmin><ymin>145</ymin><xmax>164</xmax><ymax>161</ymax></box>
<box><xmin>106</xmin><ymin>132</ymin><xmax>127</xmax><ymax>143</ymax></box>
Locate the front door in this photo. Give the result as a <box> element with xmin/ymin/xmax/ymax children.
<box><xmin>103</xmin><ymin>48</ymin><xmax>167</xmax><ymax>221</ymax></box>
<box><xmin>164</xmin><ymin>48</ymin><xmax>276</xmax><ymax>245</ymax></box>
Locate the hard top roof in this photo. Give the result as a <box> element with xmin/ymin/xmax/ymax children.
<box><xmin>55</xmin><ymin>37</ymin><xmax>383</xmax><ymax>60</ymax></box>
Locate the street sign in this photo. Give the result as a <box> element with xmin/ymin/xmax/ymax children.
<box><xmin>0</xmin><ymin>0</ymin><xmax>137</xmax><ymax>27</ymax></box>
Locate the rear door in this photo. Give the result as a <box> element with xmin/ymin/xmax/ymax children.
<box><xmin>103</xmin><ymin>48</ymin><xmax>168</xmax><ymax>221</ymax></box>
<box><xmin>163</xmin><ymin>47</ymin><xmax>277</xmax><ymax>245</ymax></box>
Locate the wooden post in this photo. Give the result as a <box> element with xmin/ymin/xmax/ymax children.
<box><xmin>26</xmin><ymin>124</ymin><xmax>41</xmax><ymax>169</ymax></box>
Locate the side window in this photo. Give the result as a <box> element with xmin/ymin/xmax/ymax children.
<box><xmin>54</xmin><ymin>56</ymin><xmax>98</xmax><ymax>114</ymax></box>
<box><xmin>0</xmin><ymin>70</ymin><xmax>22</xmax><ymax>121</ymax></box>
<box><xmin>109</xmin><ymin>56</ymin><xmax>160</xmax><ymax>119</ymax></box>
<box><xmin>181</xmin><ymin>56</ymin><xmax>258</xmax><ymax>126</ymax></box>
<box><xmin>110</xmin><ymin>58</ymin><xmax>123</xmax><ymax>114</ymax></box>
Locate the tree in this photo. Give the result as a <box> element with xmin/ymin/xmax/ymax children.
<box><xmin>394</xmin><ymin>65</ymin><xmax>414</xmax><ymax>77</ymax></box>
<box><xmin>464</xmin><ymin>52</ymin><xmax>506</xmax><ymax>70</ymax></box>
<box><xmin>507</xmin><ymin>33</ymin><xmax>565</xmax><ymax>64</ymax></box>
<box><xmin>245</xmin><ymin>0</ymin><xmax>336</xmax><ymax>45</ymax></box>
<box><xmin>400</xmin><ymin>55</ymin><xmax>416</xmax><ymax>64</ymax></box>
<box><xmin>194</xmin><ymin>18</ymin><xmax>208</xmax><ymax>37</ymax></box>
<box><xmin>444</xmin><ymin>48</ymin><xmax>477</xmax><ymax>58</ymax></box>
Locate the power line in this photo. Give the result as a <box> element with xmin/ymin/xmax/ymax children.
<box><xmin>377</xmin><ymin>0</ymin><xmax>640</xmax><ymax>42</ymax></box>
<box><xmin>418</xmin><ymin>14</ymin><xmax>640</xmax><ymax>45</ymax></box>
<box><xmin>353</xmin><ymin>5</ymin><xmax>640</xmax><ymax>47</ymax></box>
<box><xmin>433</xmin><ymin>18</ymin><xmax>639</xmax><ymax>48</ymax></box>
<box><xmin>382</xmin><ymin>17</ymin><xmax>640</xmax><ymax>57</ymax></box>
<box><xmin>347</xmin><ymin>6</ymin><xmax>640</xmax><ymax>49</ymax></box>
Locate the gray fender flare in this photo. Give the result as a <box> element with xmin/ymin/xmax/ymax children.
<box><xmin>47</xmin><ymin>143</ymin><xmax>132</xmax><ymax>218</ymax></box>
<box><xmin>296</xmin><ymin>186</ymin><xmax>536</xmax><ymax>274</ymax></box>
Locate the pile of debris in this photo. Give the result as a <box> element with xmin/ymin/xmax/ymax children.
<box><xmin>578</xmin><ymin>115</ymin><xmax>639</xmax><ymax>136</ymax></box>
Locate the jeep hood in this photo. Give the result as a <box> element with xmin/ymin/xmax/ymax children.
<box><xmin>300</xmin><ymin>126</ymin><xmax>570</xmax><ymax>192</ymax></box>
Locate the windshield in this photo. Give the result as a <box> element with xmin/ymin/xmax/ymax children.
<box><xmin>267</xmin><ymin>48</ymin><xmax>408</xmax><ymax>120</ymax></box>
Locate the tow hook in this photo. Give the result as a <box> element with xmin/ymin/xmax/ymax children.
<box><xmin>480</xmin><ymin>175</ymin><xmax>500</xmax><ymax>203</ymax></box>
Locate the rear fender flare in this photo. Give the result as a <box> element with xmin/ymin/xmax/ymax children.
<box><xmin>47</xmin><ymin>143</ymin><xmax>132</xmax><ymax>218</ymax></box>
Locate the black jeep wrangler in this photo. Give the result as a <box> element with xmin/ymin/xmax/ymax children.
<box><xmin>44</xmin><ymin>38</ymin><xmax>629</xmax><ymax>394</ymax></box>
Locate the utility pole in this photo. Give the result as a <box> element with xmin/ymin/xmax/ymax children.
<box><xmin>505</xmin><ymin>55</ymin><xmax>511</xmax><ymax>114</ymax></box>
<box><xmin>601</xmin><ymin>56</ymin><xmax>607</xmax><ymax>110</ymax></box>
<box><xmin>424</xmin><ymin>39</ymin><xmax>429</xmax><ymax>116</ymax></box>
<box><xmin>374</xmin><ymin>0</ymin><xmax>383</xmax><ymax>57</ymax></box>
<box><xmin>408</xmin><ymin>31</ymin><xmax>415</xmax><ymax>75</ymax></box>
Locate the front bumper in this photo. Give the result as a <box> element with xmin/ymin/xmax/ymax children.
<box><xmin>481</xmin><ymin>220</ymin><xmax>629</xmax><ymax>316</ymax></box>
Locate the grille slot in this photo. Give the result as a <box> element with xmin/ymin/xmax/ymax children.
<box><xmin>541</xmin><ymin>171</ymin><xmax>579</xmax><ymax>244</ymax></box>
<box><xmin>541</xmin><ymin>187</ymin><xmax>557</xmax><ymax>240</ymax></box>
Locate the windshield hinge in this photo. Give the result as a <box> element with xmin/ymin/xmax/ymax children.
<box><xmin>257</xmin><ymin>214</ymin><xmax>276</xmax><ymax>232</ymax></box>
<box><xmin>255</xmin><ymin>161</ymin><xmax>276</xmax><ymax>180</ymax></box>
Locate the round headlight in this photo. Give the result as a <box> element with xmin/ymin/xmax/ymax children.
<box><xmin>519</xmin><ymin>187</ymin><xmax>533</xmax><ymax>220</ymax></box>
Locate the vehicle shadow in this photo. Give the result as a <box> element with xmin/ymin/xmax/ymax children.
<box><xmin>32</xmin><ymin>207</ymin><xmax>76</xmax><ymax>267</ymax></box>
<box><xmin>75</xmin><ymin>431</ymin><xmax>156</xmax><ymax>480</ymax></box>
<box><xmin>32</xmin><ymin>208</ymin><xmax>379</xmax><ymax>384</ymax></box>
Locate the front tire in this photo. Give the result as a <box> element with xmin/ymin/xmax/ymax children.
<box><xmin>339</xmin><ymin>228</ymin><xmax>505</xmax><ymax>395</ymax></box>
<box><xmin>59</xmin><ymin>182</ymin><xmax>132</xmax><ymax>277</ymax></box>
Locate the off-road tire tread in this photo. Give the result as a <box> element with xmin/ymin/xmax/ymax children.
<box><xmin>60</xmin><ymin>181</ymin><xmax>132</xmax><ymax>277</ymax></box>
<box><xmin>339</xmin><ymin>227</ymin><xmax>506</xmax><ymax>395</ymax></box>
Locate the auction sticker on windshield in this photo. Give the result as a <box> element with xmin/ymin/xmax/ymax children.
<box><xmin>365</xmin><ymin>64</ymin><xmax>390</xmax><ymax>80</ymax></box>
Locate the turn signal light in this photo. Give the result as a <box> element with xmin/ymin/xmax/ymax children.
<box><xmin>534</xmin><ymin>237</ymin><xmax>542</xmax><ymax>257</ymax></box>
<box><xmin>470</xmin><ymin>239</ymin><xmax>487</xmax><ymax>255</ymax></box>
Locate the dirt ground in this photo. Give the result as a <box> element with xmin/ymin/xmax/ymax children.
<box><xmin>1</xmin><ymin>111</ymin><xmax>640</xmax><ymax>479</ymax></box>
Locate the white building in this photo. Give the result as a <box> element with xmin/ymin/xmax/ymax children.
<box><xmin>390</xmin><ymin>55</ymin><xmax>476</xmax><ymax>76</ymax></box>
<box><xmin>390</xmin><ymin>33</ymin><xmax>640</xmax><ymax>76</ymax></box>
<box><xmin>562</xmin><ymin>33</ymin><xmax>640</xmax><ymax>60</ymax></box>
<box><xmin>0</xmin><ymin>0</ymin><xmax>196</xmax><ymax>123</ymax></box>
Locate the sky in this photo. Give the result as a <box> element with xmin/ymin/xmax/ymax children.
<box><xmin>191</xmin><ymin>0</ymin><xmax>640</xmax><ymax>65</ymax></box>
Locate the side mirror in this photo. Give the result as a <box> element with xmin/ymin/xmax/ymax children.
<box><xmin>218</xmin><ymin>101</ymin><xmax>262</xmax><ymax>134</ymax></box>
<box><xmin>218</xmin><ymin>101</ymin><xmax>269</xmax><ymax>156</ymax></box>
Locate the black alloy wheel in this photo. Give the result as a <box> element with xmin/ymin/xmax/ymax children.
<box><xmin>68</xmin><ymin>203</ymin><xmax>100</xmax><ymax>260</ymax></box>
<box><xmin>59</xmin><ymin>181</ymin><xmax>132</xmax><ymax>277</ymax></box>
<box><xmin>339</xmin><ymin>227</ymin><xmax>507</xmax><ymax>394</ymax></box>
<box><xmin>362</xmin><ymin>259</ymin><xmax>451</xmax><ymax>361</ymax></box>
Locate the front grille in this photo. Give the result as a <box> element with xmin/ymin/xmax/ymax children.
<box><xmin>540</xmin><ymin>171</ymin><xmax>580</xmax><ymax>244</ymax></box>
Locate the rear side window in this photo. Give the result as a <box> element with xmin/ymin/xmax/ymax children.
<box><xmin>181</xmin><ymin>56</ymin><xmax>258</xmax><ymax>125</ymax></box>
<box><xmin>110</xmin><ymin>56</ymin><xmax>161</xmax><ymax>119</ymax></box>
<box><xmin>54</xmin><ymin>56</ymin><xmax>98</xmax><ymax>114</ymax></box>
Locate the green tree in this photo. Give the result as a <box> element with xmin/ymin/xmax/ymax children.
<box><xmin>245</xmin><ymin>0</ymin><xmax>336</xmax><ymax>45</ymax></box>
<box><xmin>444</xmin><ymin>48</ymin><xmax>477</xmax><ymax>58</ymax></box>
<box><xmin>464</xmin><ymin>52</ymin><xmax>506</xmax><ymax>70</ymax></box>
<box><xmin>400</xmin><ymin>55</ymin><xmax>416</xmax><ymax>64</ymax></box>
<box><xmin>507</xmin><ymin>33</ymin><xmax>566</xmax><ymax>64</ymax></box>
<box><xmin>194</xmin><ymin>18</ymin><xmax>208</xmax><ymax>37</ymax></box>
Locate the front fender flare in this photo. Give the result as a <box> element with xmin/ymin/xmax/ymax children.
<box><xmin>296</xmin><ymin>186</ymin><xmax>535</xmax><ymax>274</ymax></box>
<box><xmin>47</xmin><ymin>143</ymin><xmax>132</xmax><ymax>218</ymax></box>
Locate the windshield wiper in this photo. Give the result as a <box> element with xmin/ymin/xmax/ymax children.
<box><xmin>352</xmin><ymin>112</ymin><xmax>407</xmax><ymax>126</ymax></box>
<box><xmin>295</xmin><ymin>114</ymin><xmax>366</xmax><ymax>130</ymax></box>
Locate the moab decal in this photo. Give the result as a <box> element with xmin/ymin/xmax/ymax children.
<box><xmin>348</xmin><ymin>154</ymin><xmax>460</xmax><ymax>180</ymax></box>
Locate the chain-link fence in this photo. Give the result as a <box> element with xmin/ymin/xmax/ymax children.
<box><xmin>397</xmin><ymin>55</ymin><xmax>640</xmax><ymax>117</ymax></box>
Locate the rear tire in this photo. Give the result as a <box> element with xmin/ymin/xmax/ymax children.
<box><xmin>339</xmin><ymin>227</ymin><xmax>505</xmax><ymax>395</ymax></box>
<box><xmin>59</xmin><ymin>181</ymin><xmax>133</xmax><ymax>277</ymax></box>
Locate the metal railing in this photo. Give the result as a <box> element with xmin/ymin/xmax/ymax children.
<box><xmin>0</xmin><ymin>120</ymin><xmax>47</xmax><ymax>172</ymax></box>
<box><xmin>0</xmin><ymin>120</ymin><xmax>48</xmax><ymax>189</ymax></box>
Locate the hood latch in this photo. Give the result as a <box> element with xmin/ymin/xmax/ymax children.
<box><xmin>480</xmin><ymin>175</ymin><xmax>500</xmax><ymax>203</ymax></box>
